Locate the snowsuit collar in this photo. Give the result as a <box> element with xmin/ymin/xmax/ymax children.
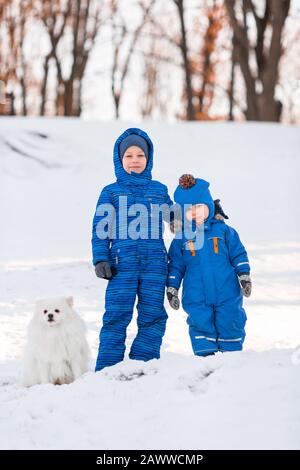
<box><xmin>176</xmin><ymin>217</ymin><xmax>225</xmax><ymax>244</ymax></box>
<box><xmin>113</xmin><ymin>128</ymin><xmax>153</xmax><ymax>188</ymax></box>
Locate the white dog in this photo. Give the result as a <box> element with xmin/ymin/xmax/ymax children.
<box><xmin>22</xmin><ymin>296</ymin><xmax>90</xmax><ymax>387</ymax></box>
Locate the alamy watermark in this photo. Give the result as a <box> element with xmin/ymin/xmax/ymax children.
<box><xmin>94</xmin><ymin>196</ymin><xmax>205</xmax><ymax>250</ymax></box>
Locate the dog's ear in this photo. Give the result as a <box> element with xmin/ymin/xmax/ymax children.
<box><xmin>65</xmin><ymin>296</ymin><xmax>74</xmax><ymax>307</ymax></box>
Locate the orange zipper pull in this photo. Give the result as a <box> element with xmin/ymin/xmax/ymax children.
<box><xmin>188</xmin><ymin>240</ymin><xmax>195</xmax><ymax>256</ymax></box>
<box><xmin>213</xmin><ymin>237</ymin><xmax>218</xmax><ymax>254</ymax></box>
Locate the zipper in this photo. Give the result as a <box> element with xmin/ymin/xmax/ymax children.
<box><xmin>208</xmin><ymin>236</ymin><xmax>223</xmax><ymax>254</ymax></box>
<box><xmin>115</xmin><ymin>248</ymin><xmax>120</xmax><ymax>264</ymax></box>
<box><xmin>183</xmin><ymin>240</ymin><xmax>196</xmax><ymax>256</ymax></box>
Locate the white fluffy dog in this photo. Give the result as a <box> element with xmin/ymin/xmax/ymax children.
<box><xmin>22</xmin><ymin>296</ymin><xmax>90</xmax><ymax>387</ymax></box>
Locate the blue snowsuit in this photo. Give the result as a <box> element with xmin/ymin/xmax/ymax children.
<box><xmin>167</xmin><ymin>179</ymin><xmax>250</xmax><ymax>355</ymax></box>
<box><xmin>92</xmin><ymin>128</ymin><xmax>172</xmax><ymax>371</ymax></box>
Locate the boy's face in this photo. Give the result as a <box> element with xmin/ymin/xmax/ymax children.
<box><xmin>186</xmin><ymin>204</ymin><xmax>209</xmax><ymax>226</ymax></box>
<box><xmin>122</xmin><ymin>146</ymin><xmax>147</xmax><ymax>174</ymax></box>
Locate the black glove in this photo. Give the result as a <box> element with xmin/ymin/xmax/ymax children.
<box><xmin>95</xmin><ymin>261</ymin><xmax>113</xmax><ymax>280</ymax></box>
<box><xmin>166</xmin><ymin>287</ymin><xmax>180</xmax><ymax>310</ymax></box>
<box><xmin>214</xmin><ymin>199</ymin><xmax>229</xmax><ymax>220</ymax></box>
<box><xmin>238</xmin><ymin>273</ymin><xmax>252</xmax><ymax>297</ymax></box>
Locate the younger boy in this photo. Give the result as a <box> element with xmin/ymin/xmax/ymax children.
<box><xmin>166</xmin><ymin>174</ymin><xmax>252</xmax><ymax>356</ymax></box>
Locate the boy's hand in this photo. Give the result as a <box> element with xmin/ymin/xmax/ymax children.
<box><xmin>238</xmin><ymin>273</ymin><xmax>252</xmax><ymax>297</ymax></box>
<box><xmin>214</xmin><ymin>199</ymin><xmax>229</xmax><ymax>220</ymax></box>
<box><xmin>166</xmin><ymin>287</ymin><xmax>180</xmax><ymax>310</ymax></box>
<box><xmin>95</xmin><ymin>261</ymin><xmax>113</xmax><ymax>280</ymax></box>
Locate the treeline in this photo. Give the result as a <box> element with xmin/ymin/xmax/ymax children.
<box><xmin>0</xmin><ymin>0</ymin><xmax>298</xmax><ymax>122</ymax></box>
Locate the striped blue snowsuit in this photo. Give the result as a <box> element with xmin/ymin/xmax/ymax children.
<box><xmin>92</xmin><ymin>128</ymin><xmax>172</xmax><ymax>371</ymax></box>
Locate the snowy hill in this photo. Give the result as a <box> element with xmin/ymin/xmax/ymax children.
<box><xmin>0</xmin><ymin>118</ymin><xmax>299</xmax><ymax>449</ymax></box>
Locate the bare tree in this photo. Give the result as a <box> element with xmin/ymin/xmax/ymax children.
<box><xmin>140</xmin><ymin>38</ymin><xmax>160</xmax><ymax>118</ymax></box>
<box><xmin>150</xmin><ymin>0</ymin><xmax>226</xmax><ymax>121</ymax></box>
<box><xmin>38</xmin><ymin>0</ymin><xmax>103</xmax><ymax>116</ymax></box>
<box><xmin>109</xmin><ymin>0</ymin><xmax>156</xmax><ymax>119</ymax></box>
<box><xmin>225</xmin><ymin>0</ymin><xmax>291</xmax><ymax>121</ymax></box>
<box><xmin>139</xmin><ymin>36</ymin><xmax>170</xmax><ymax>119</ymax></box>
<box><xmin>35</xmin><ymin>0</ymin><xmax>71</xmax><ymax>115</ymax></box>
<box><xmin>173</xmin><ymin>0</ymin><xmax>195</xmax><ymax>120</ymax></box>
<box><xmin>193</xmin><ymin>0</ymin><xmax>226</xmax><ymax>120</ymax></box>
<box><xmin>0</xmin><ymin>0</ymin><xmax>33</xmax><ymax>115</ymax></box>
<box><xmin>0</xmin><ymin>1</ymin><xmax>13</xmax><ymax>109</ymax></box>
<box><xmin>228</xmin><ymin>35</ymin><xmax>237</xmax><ymax>121</ymax></box>
<box><xmin>138</xmin><ymin>2</ymin><xmax>182</xmax><ymax>120</ymax></box>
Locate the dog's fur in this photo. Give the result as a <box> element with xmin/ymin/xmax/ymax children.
<box><xmin>22</xmin><ymin>296</ymin><xmax>90</xmax><ymax>387</ymax></box>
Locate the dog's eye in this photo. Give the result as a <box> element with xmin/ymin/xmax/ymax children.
<box><xmin>54</xmin><ymin>309</ymin><xmax>60</xmax><ymax>313</ymax></box>
<box><xmin>43</xmin><ymin>310</ymin><xmax>48</xmax><ymax>314</ymax></box>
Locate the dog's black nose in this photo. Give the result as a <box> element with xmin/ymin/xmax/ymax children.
<box><xmin>48</xmin><ymin>313</ymin><xmax>54</xmax><ymax>321</ymax></box>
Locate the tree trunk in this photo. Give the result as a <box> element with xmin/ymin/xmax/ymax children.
<box><xmin>225</xmin><ymin>0</ymin><xmax>290</xmax><ymax>122</ymax></box>
<box><xmin>40</xmin><ymin>54</ymin><xmax>51</xmax><ymax>116</ymax></box>
<box><xmin>175</xmin><ymin>0</ymin><xmax>195</xmax><ymax>120</ymax></box>
<box><xmin>64</xmin><ymin>79</ymin><xmax>74</xmax><ymax>116</ymax></box>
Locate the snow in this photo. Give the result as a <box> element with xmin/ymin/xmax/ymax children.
<box><xmin>0</xmin><ymin>117</ymin><xmax>299</xmax><ymax>449</ymax></box>
<box><xmin>1</xmin><ymin>351</ymin><xmax>299</xmax><ymax>450</ymax></box>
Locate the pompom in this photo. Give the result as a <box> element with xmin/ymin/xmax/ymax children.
<box><xmin>179</xmin><ymin>174</ymin><xmax>196</xmax><ymax>189</ymax></box>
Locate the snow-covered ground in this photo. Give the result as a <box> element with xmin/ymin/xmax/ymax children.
<box><xmin>0</xmin><ymin>118</ymin><xmax>299</xmax><ymax>449</ymax></box>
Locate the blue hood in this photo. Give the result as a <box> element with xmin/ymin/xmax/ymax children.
<box><xmin>113</xmin><ymin>128</ymin><xmax>153</xmax><ymax>187</ymax></box>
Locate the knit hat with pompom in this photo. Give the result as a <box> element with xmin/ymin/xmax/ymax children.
<box><xmin>174</xmin><ymin>174</ymin><xmax>215</xmax><ymax>219</ymax></box>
